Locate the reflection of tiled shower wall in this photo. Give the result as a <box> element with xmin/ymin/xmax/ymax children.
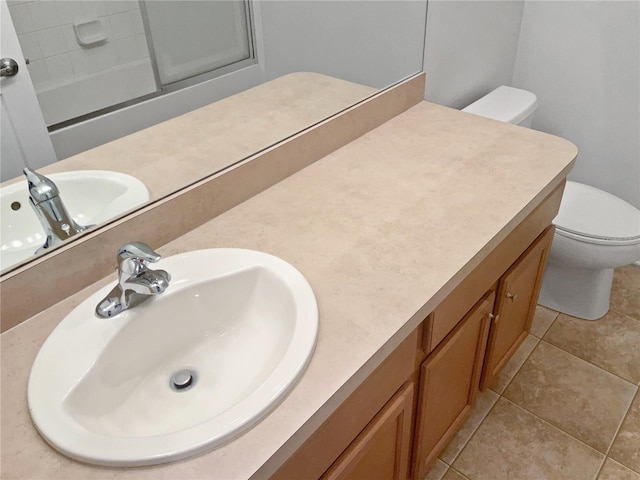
<box><xmin>7</xmin><ymin>0</ymin><xmax>151</xmax><ymax>90</ymax></box>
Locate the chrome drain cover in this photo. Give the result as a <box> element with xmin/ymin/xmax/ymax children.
<box><xmin>170</xmin><ymin>369</ymin><xmax>197</xmax><ymax>392</ymax></box>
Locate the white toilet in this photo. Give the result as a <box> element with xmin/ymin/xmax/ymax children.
<box><xmin>463</xmin><ymin>86</ymin><xmax>640</xmax><ymax>320</ymax></box>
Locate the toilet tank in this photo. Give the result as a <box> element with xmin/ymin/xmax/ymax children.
<box><xmin>462</xmin><ymin>86</ymin><xmax>538</xmax><ymax>127</ymax></box>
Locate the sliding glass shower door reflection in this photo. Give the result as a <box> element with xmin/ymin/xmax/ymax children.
<box><xmin>143</xmin><ymin>0</ymin><xmax>252</xmax><ymax>86</ymax></box>
<box><xmin>7</xmin><ymin>0</ymin><xmax>254</xmax><ymax>128</ymax></box>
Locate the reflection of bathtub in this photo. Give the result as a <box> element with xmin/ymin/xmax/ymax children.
<box><xmin>36</xmin><ymin>59</ymin><xmax>157</xmax><ymax>126</ymax></box>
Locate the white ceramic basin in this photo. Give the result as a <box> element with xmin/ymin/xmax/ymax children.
<box><xmin>28</xmin><ymin>249</ymin><xmax>318</xmax><ymax>467</ymax></box>
<box><xmin>0</xmin><ymin>170</ymin><xmax>149</xmax><ymax>271</ymax></box>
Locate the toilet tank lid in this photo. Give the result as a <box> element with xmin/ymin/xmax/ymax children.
<box><xmin>554</xmin><ymin>181</ymin><xmax>640</xmax><ymax>242</ymax></box>
<box><xmin>462</xmin><ymin>86</ymin><xmax>538</xmax><ymax>125</ymax></box>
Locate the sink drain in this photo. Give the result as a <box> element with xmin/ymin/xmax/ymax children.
<box><xmin>170</xmin><ymin>369</ymin><xmax>197</xmax><ymax>392</ymax></box>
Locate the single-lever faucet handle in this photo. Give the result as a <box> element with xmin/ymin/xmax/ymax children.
<box><xmin>118</xmin><ymin>242</ymin><xmax>161</xmax><ymax>263</ymax></box>
<box><xmin>117</xmin><ymin>242</ymin><xmax>161</xmax><ymax>277</ymax></box>
<box><xmin>23</xmin><ymin>167</ymin><xmax>59</xmax><ymax>203</ymax></box>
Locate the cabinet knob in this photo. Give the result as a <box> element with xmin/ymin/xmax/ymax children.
<box><xmin>506</xmin><ymin>292</ymin><xmax>519</xmax><ymax>302</ymax></box>
<box><xmin>488</xmin><ymin>313</ymin><xmax>499</xmax><ymax>324</ymax></box>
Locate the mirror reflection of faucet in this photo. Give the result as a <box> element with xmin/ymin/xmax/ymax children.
<box><xmin>95</xmin><ymin>242</ymin><xmax>171</xmax><ymax>318</ymax></box>
<box><xmin>23</xmin><ymin>168</ymin><xmax>93</xmax><ymax>254</ymax></box>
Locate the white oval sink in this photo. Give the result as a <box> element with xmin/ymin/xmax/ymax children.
<box><xmin>1</xmin><ymin>170</ymin><xmax>149</xmax><ymax>271</ymax></box>
<box><xmin>28</xmin><ymin>249</ymin><xmax>318</xmax><ymax>467</ymax></box>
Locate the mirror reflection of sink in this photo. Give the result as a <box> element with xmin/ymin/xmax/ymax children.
<box><xmin>0</xmin><ymin>170</ymin><xmax>149</xmax><ymax>271</ymax></box>
<box><xmin>28</xmin><ymin>248</ymin><xmax>318</xmax><ymax>467</ymax></box>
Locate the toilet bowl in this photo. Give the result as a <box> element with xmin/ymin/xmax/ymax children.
<box><xmin>538</xmin><ymin>181</ymin><xmax>640</xmax><ymax>319</ymax></box>
<box><xmin>463</xmin><ymin>86</ymin><xmax>640</xmax><ymax>320</ymax></box>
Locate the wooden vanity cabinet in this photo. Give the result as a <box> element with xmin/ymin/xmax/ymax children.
<box><xmin>480</xmin><ymin>226</ymin><xmax>554</xmax><ymax>390</ymax></box>
<box><xmin>412</xmin><ymin>291</ymin><xmax>494</xmax><ymax>479</ymax></box>
<box><xmin>410</xmin><ymin>225</ymin><xmax>555</xmax><ymax>476</ymax></box>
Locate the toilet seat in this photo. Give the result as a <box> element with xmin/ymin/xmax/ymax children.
<box><xmin>555</xmin><ymin>228</ymin><xmax>640</xmax><ymax>246</ymax></box>
<box><xmin>554</xmin><ymin>181</ymin><xmax>640</xmax><ymax>247</ymax></box>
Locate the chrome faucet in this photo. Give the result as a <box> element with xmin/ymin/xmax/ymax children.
<box><xmin>96</xmin><ymin>242</ymin><xmax>171</xmax><ymax>318</ymax></box>
<box><xmin>23</xmin><ymin>167</ymin><xmax>92</xmax><ymax>254</ymax></box>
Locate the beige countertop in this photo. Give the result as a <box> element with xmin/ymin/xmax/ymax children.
<box><xmin>0</xmin><ymin>101</ymin><xmax>577</xmax><ymax>479</ymax></box>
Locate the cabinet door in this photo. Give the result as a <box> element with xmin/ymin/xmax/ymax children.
<box><xmin>413</xmin><ymin>291</ymin><xmax>494</xmax><ymax>479</ymax></box>
<box><xmin>321</xmin><ymin>382</ymin><xmax>414</xmax><ymax>480</ymax></box>
<box><xmin>481</xmin><ymin>226</ymin><xmax>554</xmax><ymax>390</ymax></box>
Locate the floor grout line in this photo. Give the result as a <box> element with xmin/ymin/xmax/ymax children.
<box><xmin>498</xmin><ymin>336</ymin><xmax>633</xmax><ymax>477</ymax></box>
<box><xmin>449</xmin><ymin>466</ymin><xmax>472</xmax><ymax>480</ymax></box>
<box><xmin>604</xmin><ymin>388</ymin><xmax>640</xmax><ymax>476</ymax></box>
<box><xmin>441</xmin><ymin>392</ymin><xmax>501</xmax><ymax>469</ymax></box>
<box><xmin>605</xmin><ymin>457</ymin><xmax>640</xmax><ymax>477</ymax></box>
<box><xmin>532</xmin><ymin>307</ymin><xmax>559</xmax><ymax>339</ymax></box>
<box><xmin>592</xmin><ymin>456</ymin><xmax>608</xmax><ymax>480</ymax></box>
<box><xmin>504</xmin><ymin>340</ymin><xmax>638</xmax><ymax>457</ymax></box>
<box><xmin>473</xmin><ymin>332</ymin><xmax>543</xmax><ymax>478</ymax></box>
<box><xmin>609</xmin><ymin>306</ymin><xmax>640</xmax><ymax>324</ymax></box>
<box><xmin>499</xmin><ymin>396</ymin><xmax>607</xmax><ymax>458</ymax></box>
<box><xmin>489</xmin><ymin>334</ymin><xmax>541</xmax><ymax>396</ymax></box>
<box><xmin>604</xmin><ymin>387</ymin><xmax>638</xmax><ymax>455</ymax></box>
<box><xmin>451</xmin><ymin>393</ymin><xmax>615</xmax><ymax>480</ymax></box>
<box><xmin>447</xmin><ymin>331</ymin><xmax>545</xmax><ymax>473</ymax></box>
<box><xmin>521</xmin><ymin>300</ymin><xmax>640</xmax><ymax>479</ymax></box>
<box><xmin>453</xmin><ymin>351</ymin><xmax>604</xmax><ymax>479</ymax></box>
<box><xmin>537</xmin><ymin>337</ymin><xmax>639</xmax><ymax>387</ymax></box>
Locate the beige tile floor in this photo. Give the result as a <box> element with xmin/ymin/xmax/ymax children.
<box><xmin>425</xmin><ymin>265</ymin><xmax>640</xmax><ymax>480</ymax></box>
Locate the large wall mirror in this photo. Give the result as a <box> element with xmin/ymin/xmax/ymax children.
<box><xmin>1</xmin><ymin>0</ymin><xmax>427</xmax><ymax>276</ymax></box>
